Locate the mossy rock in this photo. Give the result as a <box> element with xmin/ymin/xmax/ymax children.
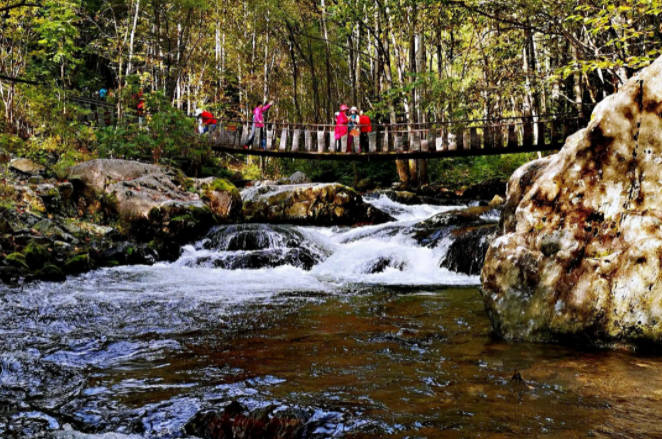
<box><xmin>24</xmin><ymin>241</ymin><xmax>51</xmax><ymax>269</ymax></box>
<box><xmin>35</xmin><ymin>263</ymin><xmax>66</xmax><ymax>282</ymax></box>
<box><xmin>6</xmin><ymin>252</ymin><xmax>29</xmax><ymax>270</ymax></box>
<box><xmin>64</xmin><ymin>253</ymin><xmax>91</xmax><ymax>274</ymax></box>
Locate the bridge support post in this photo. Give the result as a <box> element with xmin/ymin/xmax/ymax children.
<box><xmin>266</xmin><ymin>127</ymin><xmax>275</xmax><ymax>150</ymax></box>
<box><xmin>328</xmin><ymin>131</ymin><xmax>335</xmax><ymax>152</ymax></box>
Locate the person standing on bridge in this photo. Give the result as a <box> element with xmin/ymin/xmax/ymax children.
<box><xmin>195</xmin><ymin>109</ymin><xmax>217</xmax><ymax>134</ymax></box>
<box><xmin>359</xmin><ymin>110</ymin><xmax>371</xmax><ymax>153</ymax></box>
<box><xmin>348</xmin><ymin>107</ymin><xmax>360</xmax><ymax>152</ymax></box>
<box><xmin>334</xmin><ymin>104</ymin><xmax>349</xmax><ymax>151</ymax></box>
<box><xmin>244</xmin><ymin>100</ymin><xmax>274</xmax><ymax>149</ymax></box>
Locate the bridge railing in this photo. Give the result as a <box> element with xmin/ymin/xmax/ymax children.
<box><xmin>209</xmin><ymin>114</ymin><xmax>582</xmax><ymax>156</ymax></box>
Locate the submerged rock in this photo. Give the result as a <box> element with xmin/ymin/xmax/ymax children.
<box><xmin>241</xmin><ymin>183</ymin><xmax>393</xmax><ymax>226</ymax></box>
<box><xmin>185</xmin><ymin>402</ymin><xmax>307</xmax><ymax>439</ymax></box>
<box><xmin>481</xmin><ymin>55</ymin><xmax>662</xmax><ymax>346</ymax></box>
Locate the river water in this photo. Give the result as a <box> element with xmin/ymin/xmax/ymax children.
<box><xmin>3</xmin><ymin>196</ymin><xmax>662</xmax><ymax>438</ymax></box>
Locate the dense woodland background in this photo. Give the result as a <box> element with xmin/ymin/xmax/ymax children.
<box><xmin>1</xmin><ymin>0</ymin><xmax>660</xmax><ymax>187</ymax></box>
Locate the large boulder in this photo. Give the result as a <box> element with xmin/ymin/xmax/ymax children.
<box><xmin>68</xmin><ymin>159</ymin><xmax>217</xmax><ymax>241</ymax></box>
<box><xmin>481</xmin><ymin>55</ymin><xmax>662</xmax><ymax>346</ymax></box>
<box><xmin>241</xmin><ymin>183</ymin><xmax>394</xmax><ymax>226</ymax></box>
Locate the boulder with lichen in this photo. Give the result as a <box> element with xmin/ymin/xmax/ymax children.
<box><xmin>481</xmin><ymin>55</ymin><xmax>662</xmax><ymax>347</ymax></box>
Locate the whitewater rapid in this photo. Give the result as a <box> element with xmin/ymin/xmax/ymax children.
<box><xmin>35</xmin><ymin>195</ymin><xmax>476</xmax><ymax>302</ymax></box>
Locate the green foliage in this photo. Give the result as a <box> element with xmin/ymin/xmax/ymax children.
<box><xmin>429</xmin><ymin>153</ymin><xmax>544</xmax><ymax>189</ymax></box>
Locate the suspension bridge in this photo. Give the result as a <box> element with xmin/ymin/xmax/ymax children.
<box><xmin>207</xmin><ymin>115</ymin><xmax>580</xmax><ymax>161</ymax></box>
<box><xmin>69</xmin><ymin>93</ymin><xmax>580</xmax><ymax>161</ymax></box>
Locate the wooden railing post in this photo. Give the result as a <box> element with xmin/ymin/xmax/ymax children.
<box><xmin>421</xmin><ymin>128</ymin><xmax>430</xmax><ymax>152</ymax></box>
<box><xmin>279</xmin><ymin>125</ymin><xmax>288</xmax><ymax>151</ymax></box>
<box><xmin>523</xmin><ymin>117</ymin><xmax>534</xmax><ymax>147</ymax></box>
<box><xmin>470</xmin><ymin>127</ymin><xmax>480</xmax><ymax>150</ymax></box>
<box><xmin>305</xmin><ymin>129</ymin><xmax>313</xmax><ymax>151</ymax></box>
<box><xmin>435</xmin><ymin>126</ymin><xmax>445</xmax><ymax>152</ymax></box>
<box><xmin>292</xmin><ymin>129</ymin><xmax>301</xmax><ymax>152</ymax></box>
<box><xmin>507</xmin><ymin>125</ymin><xmax>518</xmax><ymax>149</ymax></box>
<box><xmin>340</xmin><ymin>135</ymin><xmax>347</xmax><ymax>153</ymax></box>
<box><xmin>381</xmin><ymin>127</ymin><xmax>389</xmax><ymax>152</ymax></box>
<box><xmin>537</xmin><ymin>120</ymin><xmax>546</xmax><ymax>148</ymax></box>
<box><xmin>327</xmin><ymin>130</ymin><xmax>335</xmax><ymax>152</ymax></box>
<box><xmin>266</xmin><ymin>125</ymin><xmax>275</xmax><ymax>150</ymax></box>
<box><xmin>317</xmin><ymin>130</ymin><xmax>325</xmax><ymax>153</ymax></box>
<box><xmin>394</xmin><ymin>132</ymin><xmax>404</xmax><ymax>152</ymax></box>
<box><xmin>493</xmin><ymin>124</ymin><xmax>504</xmax><ymax>149</ymax></box>
<box><xmin>368</xmin><ymin>132</ymin><xmax>377</xmax><ymax>153</ymax></box>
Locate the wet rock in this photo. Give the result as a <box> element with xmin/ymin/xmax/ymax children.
<box><xmin>185</xmin><ymin>402</ymin><xmax>307</xmax><ymax>439</ymax></box>
<box><xmin>34</xmin><ymin>263</ymin><xmax>66</xmax><ymax>282</ymax></box>
<box><xmin>461</xmin><ymin>178</ymin><xmax>507</xmax><ymax>201</ymax></box>
<box><xmin>481</xmin><ymin>55</ymin><xmax>662</xmax><ymax>346</ymax></box>
<box><xmin>63</xmin><ymin>253</ymin><xmax>91</xmax><ymax>274</ymax></box>
<box><xmin>286</xmin><ymin>171</ymin><xmax>311</xmax><ymax>185</ymax></box>
<box><xmin>56</xmin><ymin>181</ymin><xmax>74</xmax><ymax>200</ymax></box>
<box><xmin>195</xmin><ymin>177</ymin><xmax>242</xmax><ymax>221</ymax></box>
<box><xmin>197</xmin><ymin>224</ymin><xmax>327</xmax><ymax>270</ymax></box>
<box><xmin>412</xmin><ymin>205</ymin><xmax>500</xmax><ymax>275</ymax></box>
<box><xmin>366</xmin><ymin>256</ymin><xmax>406</xmax><ymax>273</ymax></box>
<box><xmin>10</xmin><ymin>158</ymin><xmax>45</xmax><ymax>175</ymax></box>
<box><xmin>28</xmin><ymin>175</ymin><xmax>44</xmax><ymax>185</ymax></box>
<box><xmin>241</xmin><ymin>183</ymin><xmax>393</xmax><ymax>226</ymax></box>
<box><xmin>488</xmin><ymin>194</ymin><xmax>505</xmax><ymax>208</ymax></box>
<box><xmin>441</xmin><ymin>224</ymin><xmax>498</xmax><ymax>275</ymax></box>
<box><xmin>355</xmin><ymin>177</ymin><xmax>376</xmax><ymax>192</ymax></box>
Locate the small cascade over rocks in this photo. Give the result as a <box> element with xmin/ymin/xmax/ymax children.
<box><xmin>178</xmin><ymin>224</ymin><xmax>329</xmax><ymax>271</ymax></box>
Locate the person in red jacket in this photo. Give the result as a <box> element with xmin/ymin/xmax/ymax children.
<box><xmin>359</xmin><ymin>110</ymin><xmax>371</xmax><ymax>153</ymax></box>
<box><xmin>195</xmin><ymin>109</ymin><xmax>217</xmax><ymax>134</ymax></box>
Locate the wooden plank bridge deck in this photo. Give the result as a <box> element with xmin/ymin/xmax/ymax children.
<box><xmin>209</xmin><ymin>116</ymin><xmax>580</xmax><ymax>161</ymax></box>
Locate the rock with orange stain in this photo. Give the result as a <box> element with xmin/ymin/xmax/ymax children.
<box><xmin>481</xmin><ymin>55</ymin><xmax>662</xmax><ymax>346</ymax></box>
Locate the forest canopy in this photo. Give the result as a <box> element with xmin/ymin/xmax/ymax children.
<box><xmin>0</xmin><ymin>0</ymin><xmax>660</xmax><ymax>182</ymax></box>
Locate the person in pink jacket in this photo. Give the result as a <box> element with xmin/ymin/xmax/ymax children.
<box><xmin>334</xmin><ymin>104</ymin><xmax>349</xmax><ymax>151</ymax></box>
<box><xmin>244</xmin><ymin>100</ymin><xmax>274</xmax><ymax>149</ymax></box>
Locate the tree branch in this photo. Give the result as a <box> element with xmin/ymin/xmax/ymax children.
<box><xmin>0</xmin><ymin>1</ymin><xmax>41</xmax><ymax>14</ymax></box>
